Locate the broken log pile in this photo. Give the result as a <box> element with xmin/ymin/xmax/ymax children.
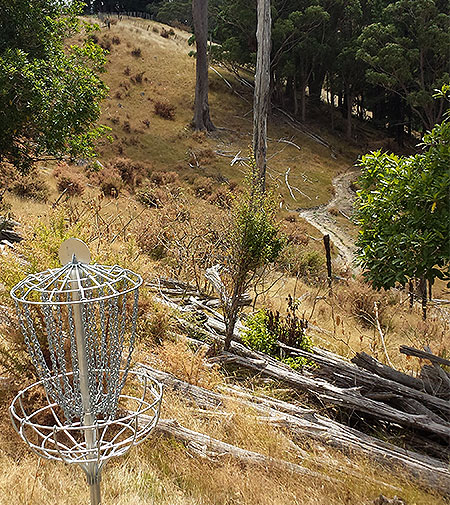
<box><xmin>148</xmin><ymin>277</ymin><xmax>450</xmax><ymax>493</ymax></box>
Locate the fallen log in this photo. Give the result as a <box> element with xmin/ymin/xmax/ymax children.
<box><xmin>351</xmin><ymin>352</ymin><xmax>431</xmax><ymax>394</ymax></box>
<box><xmin>400</xmin><ymin>345</ymin><xmax>450</xmax><ymax>368</ymax></box>
<box><xmin>138</xmin><ymin>365</ymin><xmax>450</xmax><ymax>494</ymax></box>
<box><xmin>214</xmin><ymin>349</ymin><xmax>450</xmax><ymax>441</ymax></box>
<box><xmin>153</xmin><ymin>418</ymin><xmax>342</xmax><ymax>484</ymax></box>
<box><xmin>279</xmin><ymin>345</ymin><xmax>450</xmax><ymax>419</ymax></box>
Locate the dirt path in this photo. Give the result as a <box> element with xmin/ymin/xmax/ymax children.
<box><xmin>299</xmin><ymin>170</ymin><xmax>360</xmax><ymax>271</ymax></box>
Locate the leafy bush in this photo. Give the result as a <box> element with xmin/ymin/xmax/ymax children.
<box><xmin>242</xmin><ymin>296</ymin><xmax>313</xmax><ymax>370</ymax></box>
<box><xmin>241</xmin><ymin>310</ymin><xmax>277</xmax><ymax>355</ymax></box>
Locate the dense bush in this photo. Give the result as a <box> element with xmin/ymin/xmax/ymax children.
<box><xmin>242</xmin><ymin>296</ymin><xmax>313</xmax><ymax>370</ymax></box>
<box><xmin>10</xmin><ymin>172</ymin><xmax>49</xmax><ymax>201</ymax></box>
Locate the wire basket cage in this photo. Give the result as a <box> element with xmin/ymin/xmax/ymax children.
<box><xmin>9</xmin><ymin>239</ymin><xmax>163</xmax><ymax>505</ymax></box>
<box><xmin>11</xmin><ymin>245</ymin><xmax>142</xmax><ymax>423</ymax></box>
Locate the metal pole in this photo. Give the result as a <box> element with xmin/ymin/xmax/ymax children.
<box><xmin>70</xmin><ymin>257</ymin><xmax>101</xmax><ymax>505</ymax></box>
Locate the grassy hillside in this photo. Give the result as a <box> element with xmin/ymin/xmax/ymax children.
<box><xmin>0</xmin><ymin>16</ymin><xmax>448</xmax><ymax>505</ymax></box>
<box><xmin>83</xmin><ymin>17</ymin><xmax>360</xmax><ymax>209</ymax></box>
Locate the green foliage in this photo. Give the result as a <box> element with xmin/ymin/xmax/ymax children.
<box><xmin>227</xmin><ymin>171</ymin><xmax>285</xmax><ymax>277</ymax></box>
<box><xmin>242</xmin><ymin>296</ymin><xmax>313</xmax><ymax>370</ymax></box>
<box><xmin>221</xmin><ymin>156</ymin><xmax>284</xmax><ymax>349</ymax></box>
<box><xmin>241</xmin><ymin>310</ymin><xmax>278</xmax><ymax>355</ymax></box>
<box><xmin>354</xmin><ymin>84</ymin><xmax>450</xmax><ymax>289</ymax></box>
<box><xmin>357</xmin><ymin>0</ymin><xmax>450</xmax><ymax>130</ymax></box>
<box><xmin>0</xmin><ymin>0</ymin><xmax>109</xmax><ymax>173</ymax></box>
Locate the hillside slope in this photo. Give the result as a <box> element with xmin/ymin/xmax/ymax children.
<box><xmin>0</xmin><ymin>15</ymin><xmax>448</xmax><ymax>505</ymax></box>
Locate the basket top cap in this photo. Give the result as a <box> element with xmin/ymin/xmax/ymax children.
<box><xmin>11</xmin><ymin>238</ymin><xmax>142</xmax><ymax>305</ymax></box>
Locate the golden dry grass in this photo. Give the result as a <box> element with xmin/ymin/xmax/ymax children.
<box><xmin>0</xmin><ymin>15</ymin><xmax>448</xmax><ymax>505</ymax></box>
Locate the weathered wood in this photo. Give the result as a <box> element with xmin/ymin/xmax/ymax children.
<box><xmin>215</xmin><ymin>349</ymin><xmax>450</xmax><ymax>440</ymax></box>
<box><xmin>253</xmin><ymin>0</ymin><xmax>271</xmax><ymax>190</ymax></box>
<box><xmin>400</xmin><ymin>345</ymin><xmax>450</xmax><ymax>367</ymax></box>
<box><xmin>154</xmin><ymin>418</ymin><xmax>341</xmax><ymax>484</ymax></box>
<box><xmin>352</xmin><ymin>352</ymin><xmax>429</xmax><ymax>393</ymax></box>
<box><xmin>139</xmin><ymin>365</ymin><xmax>450</xmax><ymax>494</ymax></box>
<box><xmin>280</xmin><ymin>345</ymin><xmax>450</xmax><ymax>418</ymax></box>
<box><xmin>192</xmin><ymin>0</ymin><xmax>215</xmax><ymax>131</ymax></box>
<box><xmin>420</xmin><ymin>365</ymin><xmax>450</xmax><ymax>400</ymax></box>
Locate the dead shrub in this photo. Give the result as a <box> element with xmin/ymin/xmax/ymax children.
<box><xmin>150</xmin><ymin>171</ymin><xmax>178</xmax><ymax>185</ymax></box>
<box><xmin>283</xmin><ymin>220</ymin><xmax>310</xmax><ymax>246</ymax></box>
<box><xmin>192</xmin><ymin>176</ymin><xmax>213</xmax><ymax>197</ymax></box>
<box><xmin>130</xmin><ymin>72</ymin><xmax>144</xmax><ymax>84</ymax></box>
<box><xmin>197</xmin><ymin>148</ymin><xmax>216</xmax><ymax>162</ymax></box>
<box><xmin>336</xmin><ymin>281</ymin><xmax>390</xmax><ymax>328</ymax></box>
<box><xmin>110</xmin><ymin>116</ymin><xmax>120</xmax><ymax>124</ymax></box>
<box><xmin>277</xmin><ymin>246</ymin><xmax>325</xmax><ymax>279</ymax></box>
<box><xmin>142</xmin><ymin>119</ymin><xmax>150</xmax><ymax>128</ymax></box>
<box><xmin>99</xmin><ymin>36</ymin><xmax>111</xmax><ymax>51</ymax></box>
<box><xmin>152</xmin><ymin>26</ymin><xmax>159</xmax><ymax>33</ymax></box>
<box><xmin>10</xmin><ymin>172</ymin><xmax>49</xmax><ymax>201</ymax></box>
<box><xmin>122</xmin><ymin>120</ymin><xmax>131</xmax><ymax>133</ymax></box>
<box><xmin>160</xmin><ymin>28</ymin><xmax>170</xmax><ymax>39</ymax></box>
<box><xmin>329</xmin><ymin>206</ymin><xmax>339</xmax><ymax>216</ymax></box>
<box><xmin>85</xmin><ymin>164</ymin><xmax>123</xmax><ymax>197</ymax></box>
<box><xmin>154</xmin><ymin>101</ymin><xmax>176</xmax><ymax>120</ymax></box>
<box><xmin>110</xmin><ymin>157</ymin><xmax>149</xmax><ymax>188</ymax></box>
<box><xmin>114</xmin><ymin>90</ymin><xmax>122</xmax><ymax>99</ymax></box>
<box><xmin>100</xmin><ymin>177</ymin><xmax>122</xmax><ymax>198</ymax></box>
<box><xmin>54</xmin><ymin>164</ymin><xmax>86</xmax><ymax>196</ymax></box>
<box><xmin>191</xmin><ymin>130</ymin><xmax>206</xmax><ymax>143</ymax></box>
<box><xmin>136</xmin><ymin>184</ymin><xmax>167</xmax><ymax>208</ymax></box>
<box><xmin>112</xmin><ymin>36</ymin><xmax>120</xmax><ymax>44</ymax></box>
<box><xmin>207</xmin><ymin>186</ymin><xmax>234</xmax><ymax>208</ymax></box>
<box><xmin>123</xmin><ymin>66</ymin><xmax>131</xmax><ymax>76</ymax></box>
<box><xmin>131</xmin><ymin>47</ymin><xmax>142</xmax><ymax>57</ymax></box>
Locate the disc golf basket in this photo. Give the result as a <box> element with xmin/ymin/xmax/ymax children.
<box><xmin>9</xmin><ymin>238</ymin><xmax>163</xmax><ymax>505</ymax></box>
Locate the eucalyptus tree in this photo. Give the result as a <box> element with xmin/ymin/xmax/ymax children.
<box><xmin>192</xmin><ymin>0</ymin><xmax>215</xmax><ymax>131</ymax></box>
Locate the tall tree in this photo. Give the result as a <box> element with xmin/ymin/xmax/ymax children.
<box><xmin>192</xmin><ymin>0</ymin><xmax>215</xmax><ymax>131</ymax></box>
<box><xmin>357</xmin><ymin>0</ymin><xmax>450</xmax><ymax>132</ymax></box>
<box><xmin>0</xmin><ymin>0</ymin><xmax>108</xmax><ymax>173</ymax></box>
<box><xmin>253</xmin><ymin>0</ymin><xmax>271</xmax><ymax>190</ymax></box>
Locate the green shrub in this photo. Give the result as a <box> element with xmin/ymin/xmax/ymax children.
<box><xmin>241</xmin><ymin>310</ymin><xmax>277</xmax><ymax>355</ymax></box>
<box><xmin>242</xmin><ymin>296</ymin><xmax>314</xmax><ymax>370</ymax></box>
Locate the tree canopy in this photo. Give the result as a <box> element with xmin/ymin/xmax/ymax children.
<box><xmin>0</xmin><ymin>0</ymin><xmax>109</xmax><ymax>173</ymax></box>
<box><xmin>354</xmin><ymin>85</ymin><xmax>450</xmax><ymax>290</ymax></box>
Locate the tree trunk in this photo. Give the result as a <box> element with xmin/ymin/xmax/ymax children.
<box><xmin>292</xmin><ymin>77</ymin><xmax>298</xmax><ymax>117</ymax></box>
<box><xmin>419</xmin><ymin>276</ymin><xmax>427</xmax><ymax>320</ymax></box>
<box><xmin>346</xmin><ymin>85</ymin><xmax>353</xmax><ymax>139</ymax></box>
<box><xmin>192</xmin><ymin>0</ymin><xmax>215</xmax><ymax>131</ymax></box>
<box><xmin>253</xmin><ymin>0</ymin><xmax>271</xmax><ymax>191</ymax></box>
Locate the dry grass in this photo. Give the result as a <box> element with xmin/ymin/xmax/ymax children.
<box><xmin>77</xmin><ymin>17</ymin><xmax>356</xmax><ymax>209</ymax></box>
<box><xmin>0</xmin><ymin>16</ymin><xmax>448</xmax><ymax>505</ymax></box>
